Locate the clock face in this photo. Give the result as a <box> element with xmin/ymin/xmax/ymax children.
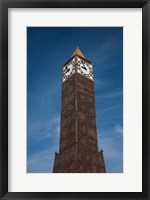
<box><xmin>78</xmin><ymin>59</ymin><xmax>93</xmax><ymax>79</ymax></box>
<box><xmin>62</xmin><ymin>60</ymin><xmax>75</xmax><ymax>82</ymax></box>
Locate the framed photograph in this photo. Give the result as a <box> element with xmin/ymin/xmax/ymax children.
<box><xmin>0</xmin><ymin>0</ymin><xmax>150</xmax><ymax>199</ymax></box>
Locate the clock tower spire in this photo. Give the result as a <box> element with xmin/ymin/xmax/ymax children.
<box><xmin>53</xmin><ymin>47</ymin><xmax>106</xmax><ymax>173</ymax></box>
<box><xmin>71</xmin><ymin>46</ymin><xmax>86</xmax><ymax>59</ymax></box>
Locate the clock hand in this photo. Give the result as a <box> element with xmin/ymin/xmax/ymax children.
<box><xmin>64</xmin><ymin>66</ymin><xmax>69</xmax><ymax>73</ymax></box>
<box><xmin>81</xmin><ymin>61</ymin><xmax>87</xmax><ymax>70</ymax></box>
<box><xmin>81</xmin><ymin>66</ymin><xmax>87</xmax><ymax>70</ymax></box>
<box><xmin>66</xmin><ymin>68</ymin><xmax>70</xmax><ymax>73</ymax></box>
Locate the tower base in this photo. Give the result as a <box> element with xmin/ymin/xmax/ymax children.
<box><xmin>53</xmin><ymin>143</ymin><xmax>106</xmax><ymax>173</ymax></box>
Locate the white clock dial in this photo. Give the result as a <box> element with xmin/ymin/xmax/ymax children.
<box><xmin>80</xmin><ymin>61</ymin><xmax>90</xmax><ymax>75</ymax></box>
<box><xmin>78</xmin><ymin>59</ymin><xmax>93</xmax><ymax>79</ymax></box>
<box><xmin>63</xmin><ymin>60</ymin><xmax>75</xmax><ymax>82</ymax></box>
<box><xmin>64</xmin><ymin>64</ymin><xmax>73</xmax><ymax>76</ymax></box>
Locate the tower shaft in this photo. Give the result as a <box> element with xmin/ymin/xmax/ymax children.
<box><xmin>53</xmin><ymin>73</ymin><xmax>106</xmax><ymax>173</ymax></box>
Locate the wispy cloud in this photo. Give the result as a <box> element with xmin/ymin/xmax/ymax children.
<box><xmin>115</xmin><ymin>124</ymin><xmax>123</xmax><ymax>135</ymax></box>
<box><xmin>94</xmin><ymin>78</ymin><xmax>107</xmax><ymax>89</ymax></box>
<box><xmin>98</xmin><ymin>104</ymin><xmax>122</xmax><ymax>113</ymax></box>
<box><xmin>27</xmin><ymin>146</ymin><xmax>56</xmax><ymax>173</ymax></box>
<box><xmin>98</xmin><ymin>124</ymin><xmax>123</xmax><ymax>140</ymax></box>
<box><xmin>90</xmin><ymin>36</ymin><xmax>122</xmax><ymax>68</ymax></box>
<box><xmin>27</xmin><ymin>114</ymin><xmax>60</xmax><ymax>173</ymax></box>
<box><xmin>98</xmin><ymin>123</ymin><xmax>123</xmax><ymax>173</ymax></box>
<box><xmin>28</xmin><ymin>114</ymin><xmax>60</xmax><ymax>142</ymax></box>
<box><xmin>97</xmin><ymin>91</ymin><xmax>123</xmax><ymax>99</ymax></box>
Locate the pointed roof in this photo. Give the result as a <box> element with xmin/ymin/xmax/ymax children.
<box><xmin>71</xmin><ymin>47</ymin><xmax>86</xmax><ymax>59</ymax></box>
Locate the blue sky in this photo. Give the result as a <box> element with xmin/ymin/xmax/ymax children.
<box><xmin>27</xmin><ymin>27</ymin><xmax>123</xmax><ymax>173</ymax></box>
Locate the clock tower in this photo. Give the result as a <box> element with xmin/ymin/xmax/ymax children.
<box><xmin>53</xmin><ymin>47</ymin><xmax>106</xmax><ymax>173</ymax></box>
